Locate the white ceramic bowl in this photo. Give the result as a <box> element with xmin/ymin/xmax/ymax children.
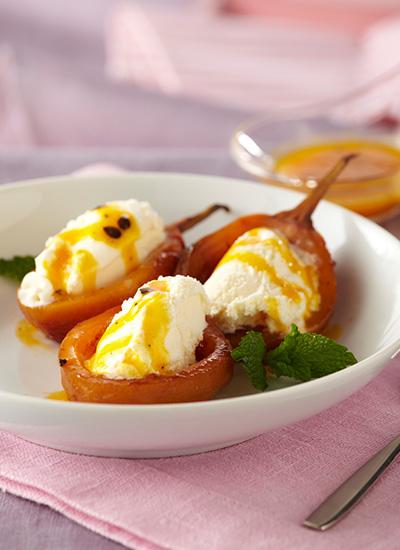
<box><xmin>0</xmin><ymin>173</ymin><xmax>399</xmax><ymax>457</ymax></box>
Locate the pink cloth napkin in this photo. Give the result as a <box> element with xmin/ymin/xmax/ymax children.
<box><xmin>0</xmin><ymin>44</ymin><xmax>34</xmax><ymax>147</ymax></box>
<box><xmin>1</xmin><ymin>356</ymin><xmax>400</xmax><ymax>550</ymax></box>
<box><xmin>222</xmin><ymin>0</ymin><xmax>399</xmax><ymax>35</ymax></box>
<box><xmin>105</xmin><ymin>4</ymin><xmax>360</xmax><ymax>111</ymax></box>
<box><xmin>2</xmin><ymin>2</ymin><xmax>400</xmax><ymax>148</ymax></box>
<box><xmin>105</xmin><ymin>3</ymin><xmax>400</xmax><ymax>120</ymax></box>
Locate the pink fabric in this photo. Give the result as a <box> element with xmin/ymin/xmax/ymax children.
<box><xmin>2</xmin><ymin>2</ymin><xmax>400</xmax><ymax>147</ymax></box>
<box><xmin>71</xmin><ymin>162</ymin><xmax>128</xmax><ymax>176</ymax></box>
<box><xmin>0</xmin><ymin>44</ymin><xmax>34</xmax><ymax>147</ymax></box>
<box><xmin>105</xmin><ymin>5</ymin><xmax>360</xmax><ymax>111</ymax></box>
<box><xmin>1</xmin><ymin>357</ymin><xmax>400</xmax><ymax>549</ymax></box>
<box><xmin>222</xmin><ymin>0</ymin><xmax>399</xmax><ymax>35</ymax></box>
<box><xmin>105</xmin><ymin>4</ymin><xmax>400</xmax><ymax>116</ymax></box>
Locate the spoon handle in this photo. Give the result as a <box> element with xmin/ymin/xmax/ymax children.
<box><xmin>303</xmin><ymin>433</ymin><xmax>400</xmax><ymax>530</ymax></box>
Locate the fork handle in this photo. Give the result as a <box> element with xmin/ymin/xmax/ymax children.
<box><xmin>303</xmin><ymin>433</ymin><xmax>400</xmax><ymax>530</ymax></box>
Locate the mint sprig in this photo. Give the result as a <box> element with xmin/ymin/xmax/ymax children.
<box><xmin>231</xmin><ymin>324</ymin><xmax>357</xmax><ymax>391</ymax></box>
<box><xmin>0</xmin><ymin>255</ymin><xmax>35</xmax><ymax>281</ymax></box>
<box><xmin>231</xmin><ymin>330</ymin><xmax>268</xmax><ymax>391</ymax></box>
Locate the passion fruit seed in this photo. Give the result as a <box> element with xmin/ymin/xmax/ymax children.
<box><xmin>139</xmin><ymin>287</ymin><xmax>155</xmax><ymax>295</ymax></box>
<box><xmin>103</xmin><ymin>226</ymin><xmax>122</xmax><ymax>239</ymax></box>
<box><xmin>118</xmin><ymin>216</ymin><xmax>131</xmax><ymax>230</ymax></box>
<box><xmin>59</xmin><ymin>358</ymin><xmax>67</xmax><ymax>366</ymax></box>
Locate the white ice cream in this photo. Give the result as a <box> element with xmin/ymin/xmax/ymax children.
<box><xmin>18</xmin><ymin>199</ymin><xmax>165</xmax><ymax>307</ymax></box>
<box><xmin>86</xmin><ymin>275</ymin><xmax>210</xmax><ymax>380</ymax></box>
<box><xmin>204</xmin><ymin>227</ymin><xmax>320</xmax><ymax>335</ymax></box>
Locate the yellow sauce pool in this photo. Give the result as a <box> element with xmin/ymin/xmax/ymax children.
<box><xmin>46</xmin><ymin>390</ymin><xmax>69</xmax><ymax>401</ymax></box>
<box><xmin>16</xmin><ymin>319</ymin><xmax>50</xmax><ymax>349</ymax></box>
<box><xmin>273</xmin><ymin>139</ymin><xmax>400</xmax><ymax>220</ymax></box>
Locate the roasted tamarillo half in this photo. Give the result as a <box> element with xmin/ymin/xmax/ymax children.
<box><xmin>176</xmin><ymin>156</ymin><xmax>355</xmax><ymax>349</ymax></box>
<box><xmin>59</xmin><ymin>309</ymin><xmax>234</xmax><ymax>404</ymax></box>
<box><xmin>18</xmin><ymin>204</ymin><xmax>229</xmax><ymax>342</ymax></box>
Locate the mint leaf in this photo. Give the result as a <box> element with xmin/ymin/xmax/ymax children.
<box><xmin>267</xmin><ymin>324</ymin><xmax>357</xmax><ymax>382</ymax></box>
<box><xmin>231</xmin><ymin>331</ymin><xmax>268</xmax><ymax>391</ymax></box>
<box><xmin>0</xmin><ymin>255</ymin><xmax>35</xmax><ymax>281</ymax></box>
<box><xmin>231</xmin><ymin>324</ymin><xmax>358</xmax><ymax>391</ymax></box>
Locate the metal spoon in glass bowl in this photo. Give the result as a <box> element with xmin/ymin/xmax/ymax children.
<box><xmin>230</xmin><ymin>63</ymin><xmax>400</xmax><ymax>223</ymax></box>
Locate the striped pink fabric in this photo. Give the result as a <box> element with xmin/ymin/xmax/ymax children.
<box><xmin>223</xmin><ymin>0</ymin><xmax>399</xmax><ymax>35</ymax></box>
<box><xmin>105</xmin><ymin>5</ymin><xmax>360</xmax><ymax>111</ymax></box>
<box><xmin>0</xmin><ymin>45</ymin><xmax>34</xmax><ymax>146</ymax></box>
<box><xmin>105</xmin><ymin>4</ymin><xmax>400</xmax><ymax>115</ymax></box>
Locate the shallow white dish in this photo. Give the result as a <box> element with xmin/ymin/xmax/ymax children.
<box><xmin>0</xmin><ymin>172</ymin><xmax>400</xmax><ymax>458</ymax></box>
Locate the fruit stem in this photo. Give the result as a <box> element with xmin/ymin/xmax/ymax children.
<box><xmin>277</xmin><ymin>154</ymin><xmax>358</xmax><ymax>225</ymax></box>
<box><xmin>168</xmin><ymin>204</ymin><xmax>230</xmax><ymax>233</ymax></box>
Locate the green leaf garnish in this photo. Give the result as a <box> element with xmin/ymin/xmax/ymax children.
<box><xmin>231</xmin><ymin>330</ymin><xmax>267</xmax><ymax>391</ymax></box>
<box><xmin>231</xmin><ymin>324</ymin><xmax>357</xmax><ymax>391</ymax></box>
<box><xmin>268</xmin><ymin>324</ymin><xmax>357</xmax><ymax>381</ymax></box>
<box><xmin>0</xmin><ymin>255</ymin><xmax>35</xmax><ymax>281</ymax></box>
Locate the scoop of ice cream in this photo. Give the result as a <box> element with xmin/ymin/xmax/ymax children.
<box><xmin>86</xmin><ymin>275</ymin><xmax>210</xmax><ymax>380</ymax></box>
<box><xmin>204</xmin><ymin>227</ymin><xmax>320</xmax><ymax>335</ymax></box>
<box><xmin>18</xmin><ymin>199</ymin><xmax>165</xmax><ymax>307</ymax></box>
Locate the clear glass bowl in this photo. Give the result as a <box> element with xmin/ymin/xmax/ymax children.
<box><xmin>230</xmin><ymin>67</ymin><xmax>400</xmax><ymax>222</ymax></box>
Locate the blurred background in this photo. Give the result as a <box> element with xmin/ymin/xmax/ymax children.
<box><xmin>1</xmin><ymin>0</ymin><xmax>400</xmax><ymax>150</ymax></box>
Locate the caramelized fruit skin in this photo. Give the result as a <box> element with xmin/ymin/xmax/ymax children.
<box><xmin>59</xmin><ymin>311</ymin><xmax>234</xmax><ymax>404</ymax></box>
<box><xmin>176</xmin><ymin>213</ymin><xmax>336</xmax><ymax>348</ymax></box>
<box><xmin>18</xmin><ymin>228</ymin><xmax>184</xmax><ymax>343</ymax></box>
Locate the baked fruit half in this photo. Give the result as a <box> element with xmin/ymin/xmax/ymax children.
<box><xmin>58</xmin><ymin>276</ymin><xmax>234</xmax><ymax>404</ymax></box>
<box><xmin>177</xmin><ymin>157</ymin><xmax>353</xmax><ymax>348</ymax></box>
<box><xmin>18</xmin><ymin>200</ymin><xmax>227</xmax><ymax>342</ymax></box>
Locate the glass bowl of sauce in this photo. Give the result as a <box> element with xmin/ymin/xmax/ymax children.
<box><xmin>230</xmin><ymin>83</ymin><xmax>400</xmax><ymax>222</ymax></box>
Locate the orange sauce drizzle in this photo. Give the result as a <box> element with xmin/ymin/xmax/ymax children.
<box><xmin>46</xmin><ymin>390</ymin><xmax>69</xmax><ymax>401</ymax></box>
<box><xmin>42</xmin><ymin>204</ymin><xmax>140</xmax><ymax>294</ymax></box>
<box><xmin>322</xmin><ymin>323</ymin><xmax>343</xmax><ymax>342</ymax></box>
<box><xmin>216</xmin><ymin>228</ymin><xmax>319</xmax><ymax>331</ymax></box>
<box><xmin>16</xmin><ymin>319</ymin><xmax>51</xmax><ymax>349</ymax></box>
<box><xmin>87</xmin><ymin>280</ymin><xmax>170</xmax><ymax>376</ymax></box>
